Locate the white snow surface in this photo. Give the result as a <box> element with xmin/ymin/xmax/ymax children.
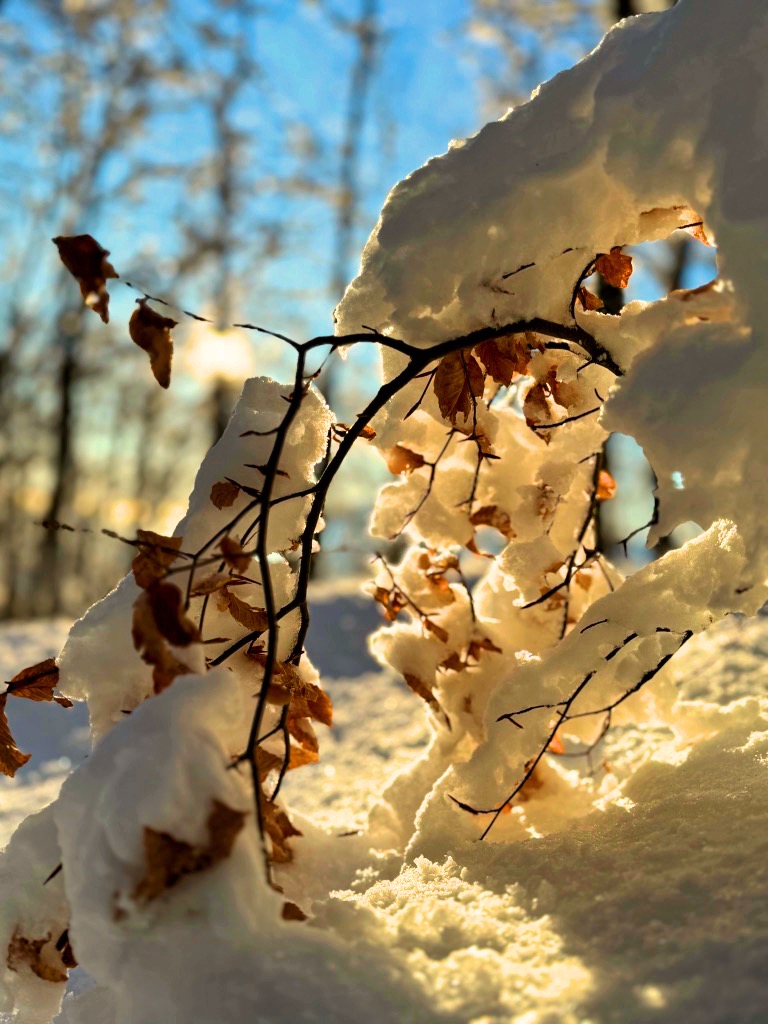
<box><xmin>2</xmin><ymin>609</ymin><xmax>768</xmax><ymax>1022</ymax></box>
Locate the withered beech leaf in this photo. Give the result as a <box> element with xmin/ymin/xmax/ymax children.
<box><xmin>256</xmin><ymin>747</ymin><xmax>283</xmax><ymax>782</ymax></box>
<box><xmin>262</xmin><ymin>793</ymin><xmax>302</xmax><ymax>864</ymax></box>
<box><xmin>219</xmin><ymin>587</ymin><xmax>268</xmax><ymax>634</ymax></box>
<box><xmin>132</xmin><ymin>531</ymin><xmax>183</xmax><ymax>589</ymax></box>
<box><xmin>372</xmin><ymin>584</ymin><xmax>407</xmax><ymax>621</ymax></box>
<box><xmin>129</xmin><ymin>298</ymin><xmax>177</xmax><ymax>389</ymax></box>
<box><xmin>548</xmin><ymin>731</ymin><xmax>566</xmax><ymax>755</ymax></box>
<box><xmin>467</xmin><ymin>636</ymin><xmax>503</xmax><ymax>662</ymax></box>
<box><xmin>286</xmin><ymin>712</ymin><xmax>318</xmax><ymax>753</ymax></box>
<box><xmin>403</xmin><ymin>672</ymin><xmax>442</xmax><ymax>715</ymax></box>
<box><xmin>210</xmin><ymin>480</ymin><xmax>241</xmax><ymax>510</ymax></box>
<box><xmin>433</xmin><ymin>350</ymin><xmax>485</xmax><ymax>424</ymax></box>
<box><xmin>470</xmin><ymin>504</ymin><xmax>516</xmax><ymax>540</ymax></box>
<box><xmin>422</xmin><ymin>617</ymin><xmax>449</xmax><ymax>644</ymax></box>
<box><xmin>131</xmin><ymin>585</ymin><xmax>195</xmax><ymax>694</ymax></box>
<box><xmin>474</xmin><ymin>334</ymin><xmax>531</xmax><ymax>386</ymax></box>
<box><xmin>189</xmin><ymin>572</ymin><xmax>244</xmax><ymax>597</ymax></box>
<box><xmin>7</xmin><ymin>659</ymin><xmax>59</xmax><ymax>702</ymax></box>
<box><xmin>575</xmin><ymin>570</ymin><xmax>593</xmax><ymax>592</ymax></box>
<box><xmin>594</xmin><ymin>247</ymin><xmax>633</xmax><ymax>290</ymax></box>
<box><xmin>145</xmin><ymin>582</ymin><xmax>199</xmax><ymax>647</ymax></box>
<box><xmin>384</xmin><ymin>445</ymin><xmax>425</xmax><ymax>475</ymax></box>
<box><xmin>254</xmin><ymin>655</ymin><xmax>333</xmax><ymax>728</ymax></box>
<box><xmin>288</xmin><ymin>744</ymin><xmax>320</xmax><ymax>770</ymax></box>
<box><xmin>596</xmin><ymin>469</ymin><xmax>617</xmax><ymax>501</ymax></box>
<box><xmin>219</xmin><ymin>536</ymin><xmax>250</xmax><ymax>573</ymax></box>
<box><xmin>577</xmin><ymin>286</ymin><xmax>604</xmax><ymax>311</ymax></box>
<box><xmin>438</xmin><ymin>652</ymin><xmax>465</xmax><ymax>673</ymax></box>
<box><xmin>0</xmin><ymin>695</ymin><xmax>31</xmax><ymax>778</ymax></box>
<box><xmin>5</xmin><ymin>664</ymin><xmax>67</xmax><ymax>710</ymax></box>
<box><xmin>7</xmin><ymin>928</ymin><xmax>69</xmax><ymax>984</ymax></box>
<box><xmin>282</xmin><ymin>901</ymin><xmax>308</xmax><ymax>922</ymax></box>
<box><xmin>52</xmin><ymin>234</ymin><xmax>118</xmax><ymax>324</ymax></box>
<box><xmin>133</xmin><ymin>799</ymin><xmax>247</xmax><ymax>904</ymax></box>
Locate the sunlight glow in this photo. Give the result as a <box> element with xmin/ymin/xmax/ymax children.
<box><xmin>183</xmin><ymin>325</ymin><xmax>256</xmax><ymax>385</ymax></box>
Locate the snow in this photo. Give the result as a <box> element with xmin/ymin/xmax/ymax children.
<box><xmin>4</xmin><ymin>1</ymin><xmax>768</xmax><ymax>1021</ymax></box>
<box><xmin>3</xmin><ymin>608</ymin><xmax>768</xmax><ymax>1022</ymax></box>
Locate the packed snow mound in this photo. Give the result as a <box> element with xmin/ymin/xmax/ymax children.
<box><xmin>3</xmin><ymin>612</ymin><xmax>768</xmax><ymax>1023</ymax></box>
<box><xmin>337</xmin><ymin>0</ymin><xmax>768</xmax><ymax>858</ymax></box>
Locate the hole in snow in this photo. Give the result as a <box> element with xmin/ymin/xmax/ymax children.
<box><xmin>582</xmin><ymin>230</ymin><xmax>717</xmax><ymax>311</ymax></box>
<box><xmin>598</xmin><ymin>436</ymin><xmax>700</xmax><ymax>573</ymax></box>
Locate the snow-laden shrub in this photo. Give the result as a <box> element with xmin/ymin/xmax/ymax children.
<box><xmin>2</xmin><ymin>2</ymin><xmax>768</xmax><ymax>1021</ymax></box>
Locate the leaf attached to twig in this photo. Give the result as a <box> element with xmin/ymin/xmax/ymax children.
<box><xmin>52</xmin><ymin>234</ymin><xmax>118</xmax><ymax>323</ymax></box>
<box><xmin>129</xmin><ymin>298</ymin><xmax>177</xmax><ymax>389</ymax></box>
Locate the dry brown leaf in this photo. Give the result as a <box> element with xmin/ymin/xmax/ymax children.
<box><xmin>470</xmin><ymin>504</ymin><xmax>516</xmax><ymax>539</ymax></box>
<box><xmin>467</xmin><ymin>636</ymin><xmax>503</xmax><ymax>661</ymax></box>
<box><xmin>286</xmin><ymin>712</ymin><xmax>318</xmax><ymax>753</ymax></box>
<box><xmin>210</xmin><ymin>480</ymin><xmax>241</xmax><ymax>510</ymax></box>
<box><xmin>7</xmin><ymin>929</ymin><xmax>69</xmax><ymax>984</ymax></box>
<box><xmin>53</xmin><ymin>234</ymin><xmax>118</xmax><ymax>324</ymax></box>
<box><xmin>7</xmin><ymin>659</ymin><xmax>60</xmax><ymax>702</ymax></box>
<box><xmin>384</xmin><ymin>445</ymin><xmax>425</xmax><ymax>475</ymax></box>
<box><xmin>438</xmin><ymin>652</ymin><xmax>465</xmax><ymax>673</ymax></box>
<box><xmin>474</xmin><ymin>334</ymin><xmax>531</xmax><ymax>386</ymax></box>
<box><xmin>372</xmin><ymin>584</ymin><xmax>407</xmax><ymax>621</ymax></box>
<box><xmin>288</xmin><ymin>744</ymin><xmax>320</xmax><ymax>770</ymax></box>
<box><xmin>574</xmin><ymin>570</ymin><xmax>593</xmax><ymax>592</ymax></box>
<box><xmin>596</xmin><ymin>469</ymin><xmax>617</xmax><ymax>501</ymax></box>
<box><xmin>132</xmin><ymin>531</ymin><xmax>183</xmax><ymax>589</ymax></box>
<box><xmin>523</xmin><ymin>380</ymin><xmax>555</xmax><ymax>433</ymax></box>
<box><xmin>219</xmin><ymin>536</ymin><xmax>250</xmax><ymax>573</ymax></box>
<box><xmin>190</xmin><ymin>572</ymin><xmax>244</xmax><ymax>597</ymax></box>
<box><xmin>403</xmin><ymin>672</ymin><xmax>442</xmax><ymax>715</ymax></box>
<box><xmin>577</xmin><ymin>286</ymin><xmax>604</xmax><ymax>311</ymax></box>
<box><xmin>433</xmin><ymin>350</ymin><xmax>485</xmax><ymax>424</ymax></box>
<box><xmin>423</xmin><ymin>617</ymin><xmax>449</xmax><ymax>644</ymax></box>
<box><xmin>282</xmin><ymin>901</ymin><xmax>308</xmax><ymax>922</ymax></box>
<box><xmin>144</xmin><ymin>582</ymin><xmax>200</xmax><ymax>647</ymax></box>
<box><xmin>129</xmin><ymin>298</ymin><xmax>177</xmax><ymax>389</ymax></box>
<box><xmin>218</xmin><ymin>587</ymin><xmax>268</xmax><ymax>634</ymax></box>
<box><xmin>133</xmin><ymin>799</ymin><xmax>246</xmax><ymax>903</ymax></box>
<box><xmin>255</xmin><ymin>747</ymin><xmax>284</xmax><ymax>782</ymax></box>
<box><xmin>262</xmin><ymin>796</ymin><xmax>302</xmax><ymax>864</ymax></box>
<box><xmin>132</xmin><ymin>584</ymin><xmax>197</xmax><ymax>694</ymax></box>
<box><xmin>594</xmin><ymin>247</ymin><xmax>633</xmax><ymax>289</ymax></box>
<box><xmin>0</xmin><ymin>695</ymin><xmax>31</xmax><ymax>778</ymax></box>
<box><xmin>548</xmin><ymin>731</ymin><xmax>566</xmax><ymax>755</ymax></box>
<box><xmin>258</xmin><ymin>658</ymin><xmax>333</xmax><ymax>728</ymax></box>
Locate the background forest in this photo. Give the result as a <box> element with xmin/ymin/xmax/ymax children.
<box><xmin>0</xmin><ymin>0</ymin><xmax>711</xmax><ymax>619</ymax></box>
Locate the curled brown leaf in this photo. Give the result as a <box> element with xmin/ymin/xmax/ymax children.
<box><xmin>433</xmin><ymin>350</ymin><xmax>485</xmax><ymax>424</ymax></box>
<box><xmin>52</xmin><ymin>234</ymin><xmax>118</xmax><ymax>324</ymax></box>
<box><xmin>129</xmin><ymin>298</ymin><xmax>177</xmax><ymax>389</ymax></box>
<box><xmin>132</xmin><ymin>531</ymin><xmax>183</xmax><ymax>589</ymax></box>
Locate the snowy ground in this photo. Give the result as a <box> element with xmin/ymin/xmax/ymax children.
<box><xmin>3</xmin><ymin>594</ymin><xmax>768</xmax><ymax>1023</ymax></box>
